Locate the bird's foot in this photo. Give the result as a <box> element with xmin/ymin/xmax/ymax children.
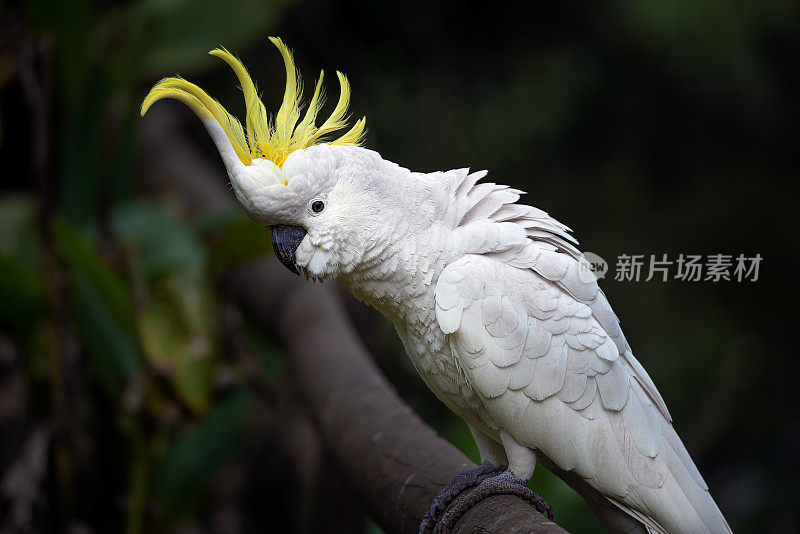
<box><xmin>433</xmin><ymin>469</ymin><xmax>555</xmax><ymax>534</ymax></box>
<box><xmin>419</xmin><ymin>462</ymin><xmax>506</xmax><ymax>534</ymax></box>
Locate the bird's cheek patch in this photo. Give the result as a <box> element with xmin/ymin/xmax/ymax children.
<box><xmin>296</xmin><ymin>242</ymin><xmax>336</xmax><ymax>278</ymax></box>
<box><xmin>294</xmin><ymin>240</ymin><xmax>315</xmax><ymax>265</ymax></box>
<box><xmin>309</xmin><ymin>250</ymin><xmax>336</xmax><ymax>277</ymax></box>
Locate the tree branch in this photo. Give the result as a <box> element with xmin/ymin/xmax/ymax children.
<box><xmin>226</xmin><ymin>260</ymin><xmax>566</xmax><ymax>534</ymax></box>
<box><xmin>139</xmin><ymin>107</ymin><xmax>567</xmax><ymax>533</ymax></box>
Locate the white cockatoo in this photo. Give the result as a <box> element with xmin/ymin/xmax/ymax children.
<box><xmin>142</xmin><ymin>37</ymin><xmax>732</xmax><ymax>534</ymax></box>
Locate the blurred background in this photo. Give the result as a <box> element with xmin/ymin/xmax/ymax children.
<box><xmin>0</xmin><ymin>0</ymin><xmax>798</xmax><ymax>532</ymax></box>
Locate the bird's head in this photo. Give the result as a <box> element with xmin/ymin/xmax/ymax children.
<box><xmin>142</xmin><ymin>37</ymin><xmax>395</xmax><ymax>280</ymax></box>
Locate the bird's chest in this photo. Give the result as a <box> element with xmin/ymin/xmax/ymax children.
<box><xmin>343</xmin><ymin>246</ymin><xmax>489</xmax><ymax>428</ymax></box>
<box><xmin>393</xmin><ymin>304</ymin><xmax>487</xmax><ymax>427</ymax></box>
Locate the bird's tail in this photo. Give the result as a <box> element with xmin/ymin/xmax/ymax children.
<box><xmin>618</xmin><ymin>423</ymin><xmax>732</xmax><ymax>534</ymax></box>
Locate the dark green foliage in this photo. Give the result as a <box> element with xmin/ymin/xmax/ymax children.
<box><xmin>1</xmin><ymin>1</ymin><xmax>797</xmax><ymax>532</ymax></box>
<box><xmin>152</xmin><ymin>389</ymin><xmax>251</xmax><ymax>526</ymax></box>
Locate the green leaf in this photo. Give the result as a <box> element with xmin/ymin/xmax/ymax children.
<box><xmin>197</xmin><ymin>209</ymin><xmax>272</xmax><ymax>276</ymax></box>
<box><xmin>59</xmin><ymin>87</ymin><xmax>106</xmax><ymax>224</ymax></box>
<box><xmin>113</xmin><ymin>200</ymin><xmax>217</xmax><ymax>411</ymax></box>
<box><xmin>152</xmin><ymin>389</ymin><xmax>251</xmax><ymax>525</ymax></box>
<box><xmin>0</xmin><ymin>195</ymin><xmax>44</xmax><ymax>338</ymax></box>
<box><xmin>53</xmin><ymin>218</ymin><xmax>140</xmax><ymax>393</ymax></box>
<box><xmin>0</xmin><ymin>254</ymin><xmax>45</xmax><ymax>339</ymax></box>
<box><xmin>125</xmin><ymin>0</ymin><xmax>292</xmax><ymax>78</ymax></box>
<box><xmin>0</xmin><ymin>195</ymin><xmax>41</xmax><ymax>270</ymax></box>
<box><xmin>137</xmin><ymin>280</ymin><xmax>214</xmax><ymax>412</ymax></box>
<box><xmin>113</xmin><ymin>201</ymin><xmax>206</xmax><ymax>281</ymax></box>
<box><xmin>70</xmin><ymin>270</ymin><xmax>140</xmax><ymax>391</ymax></box>
<box><xmin>25</xmin><ymin>0</ymin><xmax>96</xmax><ymax>99</ymax></box>
<box><xmin>53</xmin><ymin>218</ymin><xmax>133</xmax><ymax>326</ymax></box>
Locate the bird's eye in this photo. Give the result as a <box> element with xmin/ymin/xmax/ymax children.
<box><xmin>311</xmin><ymin>200</ymin><xmax>325</xmax><ymax>213</ymax></box>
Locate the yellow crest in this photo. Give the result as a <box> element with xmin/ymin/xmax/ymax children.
<box><xmin>141</xmin><ymin>37</ymin><xmax>366</xmax><ymax>167</ymax></box>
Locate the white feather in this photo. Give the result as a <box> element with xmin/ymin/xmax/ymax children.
<box><xmin>312</xmin><ymin>149</ymin><xmax>734</xmax><ymax>533</ymax></box>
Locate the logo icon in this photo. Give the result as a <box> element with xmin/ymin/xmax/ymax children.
<box><xmin>577</xmin><ymin>251</ymin><xmax>608</xmax><ymax>283</ymax></box>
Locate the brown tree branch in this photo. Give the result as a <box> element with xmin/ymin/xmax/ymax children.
<box><xmin>139</xmin><ymin>107</ymin><xmax>567</xmax><ymax>534</ymax></box>
<box><xmin>225</xmin><ymin>260</ymin><xmax>566</xmax><ymax>534</ymax></box>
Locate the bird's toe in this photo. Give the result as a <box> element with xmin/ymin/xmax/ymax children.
<box><xmin>418</xmin><ymin>462</ymin><xmax>505</xmax><ymax>533</ymax></box>
<box><xmin>434</xmin><ymin>469</ymin><xmax>555</xmax><ymax>533</ymax></box>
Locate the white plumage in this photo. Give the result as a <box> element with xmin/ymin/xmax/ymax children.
<box><xmin>204</xmin><ymin>138</ymin><xmax>732</xmax><ymax>532</ymax></box>
<box><xmin>202</xmin><ymin>142</ymin><xmax>733</xmax><ymax>532</ymax></box>
<box><xmin>143</xmin><ymin>42</ymin><xmax>732</xmax><ymax>527</ymax></box>
<box><xmin>338</xmin><ymin>160</ymin><xmax>731</xmax><ymax>533</ymax></box>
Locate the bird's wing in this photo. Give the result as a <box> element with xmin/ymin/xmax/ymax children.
<box><xmin>445</xmin><ymin>169</ymin><xmax>672</xmax><ymax>423</ymax></box>
<box><xmin>435</xmin><ymin>252</ymin><xmax>731</xmax><ymax>534</ymax></box>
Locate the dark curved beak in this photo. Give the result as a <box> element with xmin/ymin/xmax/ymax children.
<box><xmin>271</xmin><ymin>225</ymin><xmax>307</xmax><ymax>275</ymax></box>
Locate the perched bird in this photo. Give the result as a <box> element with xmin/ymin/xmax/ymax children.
<box><xmin>142</xmin><ymin>37</ymin><xmax>732</xmax><ymax>534</ymax></box>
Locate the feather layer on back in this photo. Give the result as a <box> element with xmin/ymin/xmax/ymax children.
<box><xmin>431</xmin><ymin>169</ymin><xmax>731</xmax><ymax>533</ymax></box>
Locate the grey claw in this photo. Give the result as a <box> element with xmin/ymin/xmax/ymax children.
<box><xmin>418</xmin><ymin>462</ymin><xmax>505</xmax><ymax>533</ymax></box>
<box><xmin>435</xmin><ymin>469</ymin><xmax>555</xmax><ymax>533</ymax></box>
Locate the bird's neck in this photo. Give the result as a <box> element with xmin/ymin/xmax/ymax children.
<box><xmin>339</xmin><ymin>224</ymin><xmax>451</xmax><ymax>327</ymax></box>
